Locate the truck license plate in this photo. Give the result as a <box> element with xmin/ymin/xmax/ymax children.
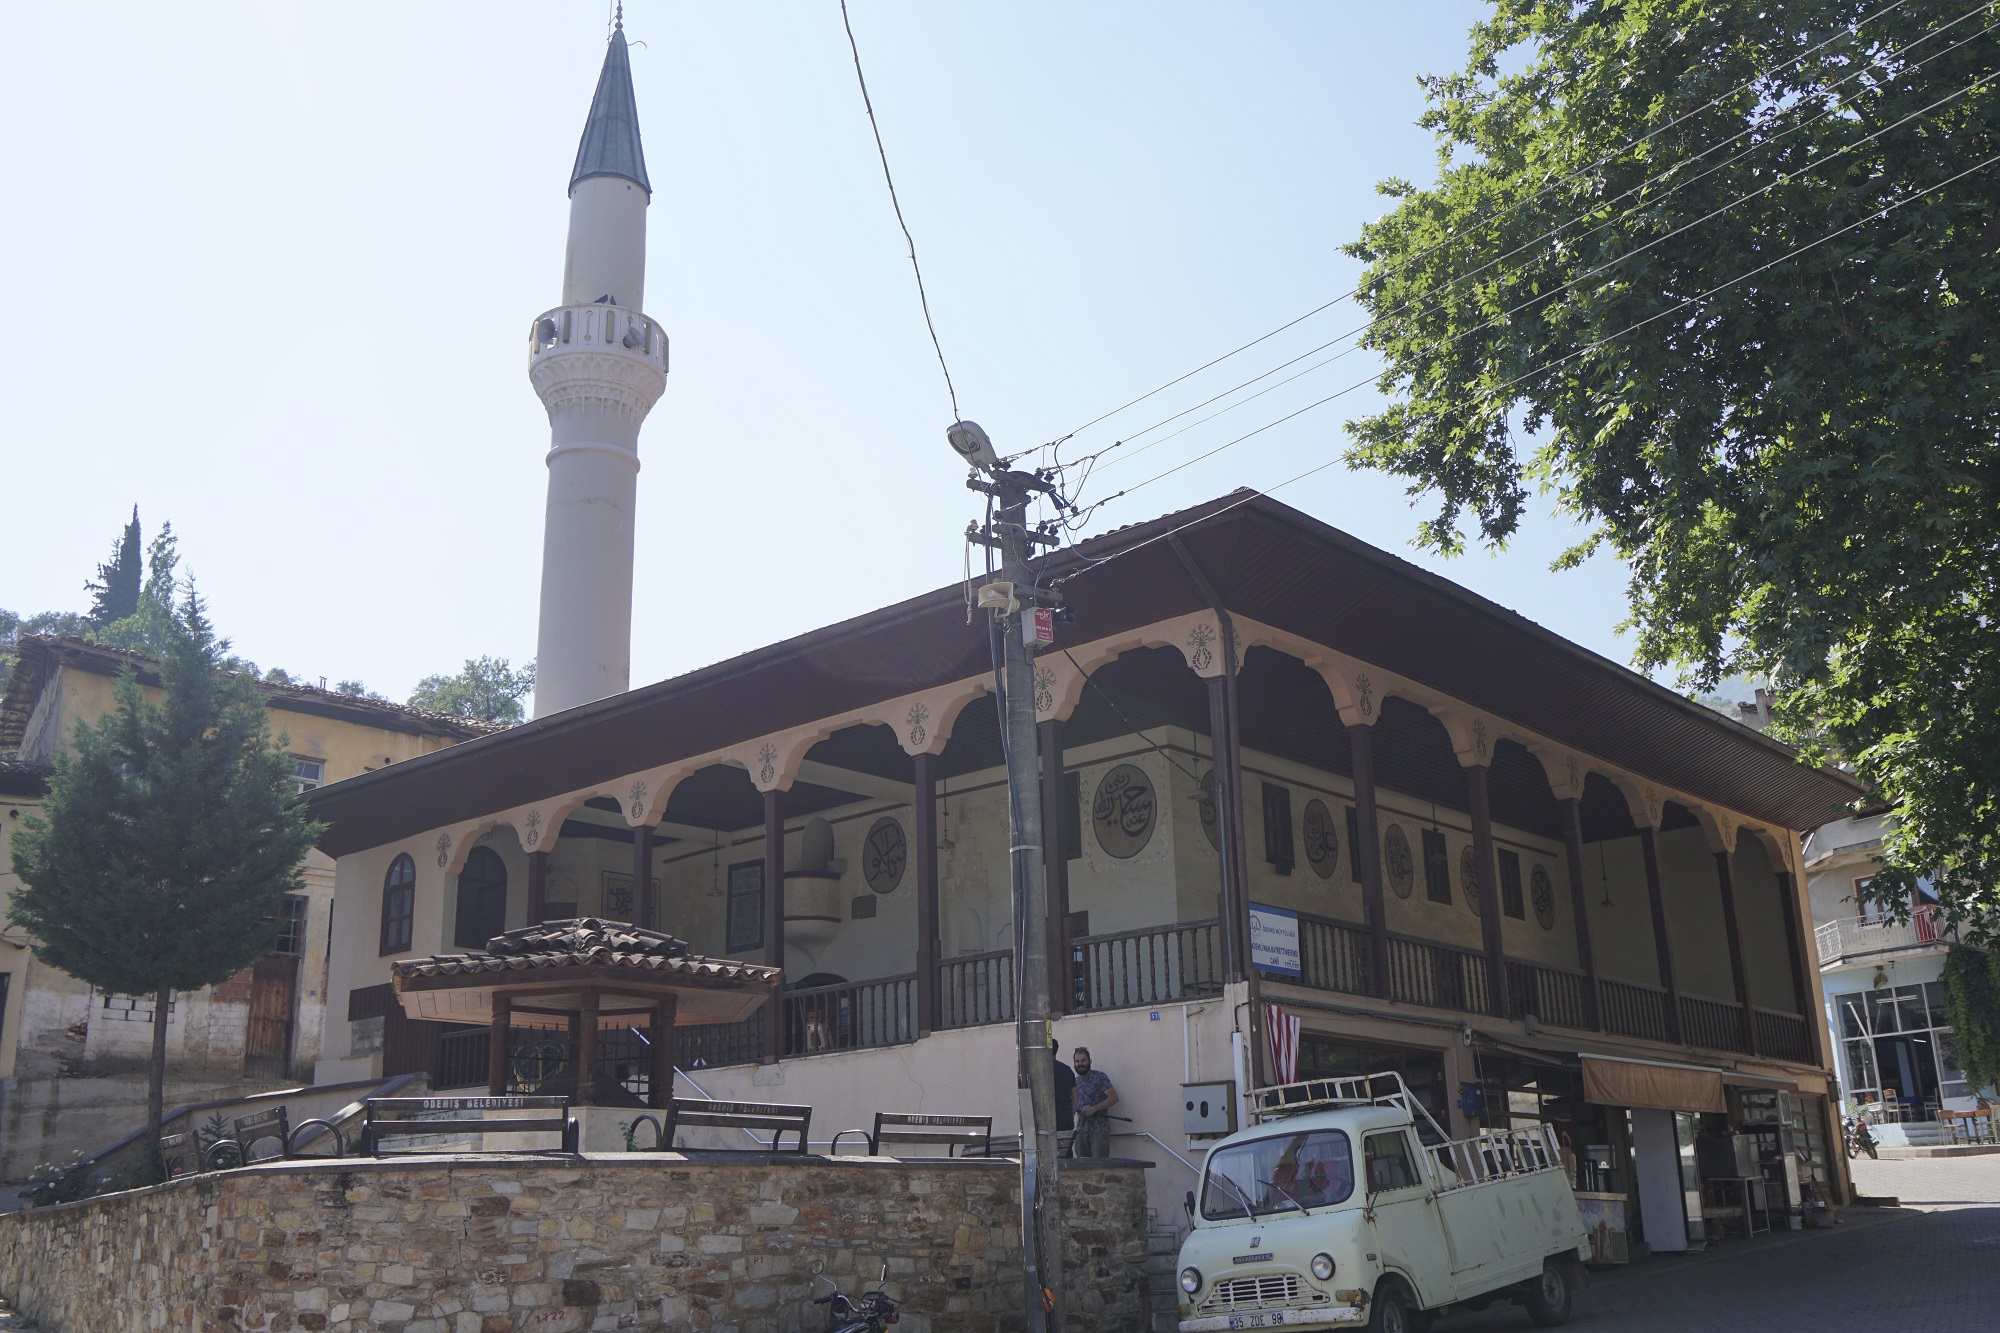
<box><xmin>1228</xmin><ymin>1316</ymin><xmax>1282</xmax><ymax>1329</ymax></box>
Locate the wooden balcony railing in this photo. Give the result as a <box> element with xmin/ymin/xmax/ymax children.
<box><xmin>1385</xmin><ymin>935</ymin><xmax>1493</xmax><ymax>1015</ymax></box>
<box><xmin>1599</xmin><ymin>978</ymin><xmax>1673</xmax><ymax>1044</ymax></box>
<box><xmin>1292</xmin><ymin>913</ymin><xmax>1373</xmax><ymax>997</ymax></box>
<box><xmin>939</xmin><ymin>948</ymin><xmax>1015</xmax><ymax>1029</ymax></box>
<box><xmin>1680</xmin><ymin>994</ymin><xmax>1750</xmax><ymax>1054</ymax></box>
<box><xmin>1504</xmin><ymin>961</ymin><xmax>1591</xmax><ymax>1031</ymax></box>
<box><xmin>785</xmin><ymin>973</ymin><xmax>917</xmax><ymax>1054</ymax></box>
<box><xmin>1755</xmin><ymin>1008</ymin><xmax>1814</xmax><ymax>1064</ymax></box>
<box><xmin>1071</xmin><ymin>918</ymin><xmax>1223</xmax><ymax>1012</ymax></box>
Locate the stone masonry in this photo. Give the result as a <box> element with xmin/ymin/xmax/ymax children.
<box><xmin>0</xmin><ymin>1153</ymin><xmax>1150</xmax><ymax>1333</ymax></box>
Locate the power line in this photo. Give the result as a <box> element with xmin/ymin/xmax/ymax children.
<box><xmin>1068</xmin><ymin>5</ymin><xmax>1999</xmax><ymax>479</ymax></box>
<box><xmin>1049</xmin><ymin>142</ymin><xmax>2000</xmax><ymax>580</ymax></box>
<box><xmin>839</xmin><ymin>0</ymin><xmax>960</xmax><ymax>421</ymax></box>
<box><xmin>1065</xmin><ymin>61</ymin><xmax>1998</xmax><ymax>506</ymax></box>
<box><xmin>1034</xmin><ymin>0</ymin><xmax>1924</xmax><ymax>456</ymax></box>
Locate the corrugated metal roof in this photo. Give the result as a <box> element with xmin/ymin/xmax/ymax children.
<box><xmin>569</xmin><ymin>26</ymin><xmax>650</xmax><ymax>196</ymax></box>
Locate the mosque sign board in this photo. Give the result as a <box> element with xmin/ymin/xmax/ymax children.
<box><xmin>1248</xmin><ymin>903</ymin><xmax>1301</xmax><ymax>977</ymax></box>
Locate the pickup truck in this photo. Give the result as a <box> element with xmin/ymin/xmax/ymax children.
<box><xmin>1176</xmin><ymin>1075</ymin><xmax>1590</xmax><ymax>1333</ymax></box>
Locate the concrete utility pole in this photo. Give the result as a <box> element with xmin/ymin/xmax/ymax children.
<box><xmin>952</xmin><ymin>421</ymin><xmax>1064</xmax><ymax>1333</ymax></box>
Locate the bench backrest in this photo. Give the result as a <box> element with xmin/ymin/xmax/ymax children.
<box><xmin>664</xmin><ymin>1098</ymin><xmax>812</xmax><ymax>1153</ymax></box>
<box><xmin>361</xmin><ymin>1095</ymin><xmax>575</xmax><ymax>1156</ymax></box>
<box><xmin>871</xmin><ymin>1112</ymin><xmax>993</xmax><ymax>1158</ymax></box>
<box><xmin>159</xmin><ymin>1131</ymin><xmax>198</xmax><ymax>1179</ymax></box>
<box><xmin>234</xmin><ymin>1107</ymin><xmax>291</xmax><ymax>1163</ymax></box>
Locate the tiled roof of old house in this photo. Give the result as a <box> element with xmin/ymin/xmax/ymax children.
<box><xmin>392</xmin><ymin>918</ymin><xmax>780</xmax><ymax>989</ymax></box>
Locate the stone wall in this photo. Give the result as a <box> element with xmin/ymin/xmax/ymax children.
<box><xmin>0</xmin><ymin>1153</ymin><xmax>1150</xmax><ymax>1333</ymax></box>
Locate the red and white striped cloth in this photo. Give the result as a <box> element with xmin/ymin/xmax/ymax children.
<box><xmin>1266</xmin><ymin>1004</ymin><xmax>1301</xmax><ymax>1084</ymax></box>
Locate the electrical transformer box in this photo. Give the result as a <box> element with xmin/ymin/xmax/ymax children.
<box><xmin>1183</xmin><ymin>1081</ymin><xmax>1238</xmax><ymax>1137</ymax></box>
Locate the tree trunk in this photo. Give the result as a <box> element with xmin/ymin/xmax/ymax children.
<box><xmin>148</xmin><ymin>985</ymin><xmax>170</xmax><ymax>1143</ymax></box>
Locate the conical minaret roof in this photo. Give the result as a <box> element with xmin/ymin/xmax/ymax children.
<box><xmin>569</xmin><ymin>23</ymin><xmax>651</xmax><ymax>196</ymax></box>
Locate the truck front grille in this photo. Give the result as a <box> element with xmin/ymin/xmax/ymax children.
<box><xmin>1202</xmin><ymin>1274</ymin><xmax>1325</xmax><ymax>1311</ymax></box>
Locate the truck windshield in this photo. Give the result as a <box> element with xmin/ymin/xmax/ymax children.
<box><xmin>1201</xmin><ymin>1129</ymin><xmax>1354</xmax><ymax>1220</ymax></box>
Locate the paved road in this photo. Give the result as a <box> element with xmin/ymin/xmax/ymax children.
<box><xmin>1440</xmin><ymin>1156</ymin><xmax>2000</xmax><ymax>1332</ymax></box>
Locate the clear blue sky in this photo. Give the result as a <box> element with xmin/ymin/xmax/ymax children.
<box><xmin>1</xmin><ymin>2</ymin><xmax>1653</xmax><ymax>703</ymax></box>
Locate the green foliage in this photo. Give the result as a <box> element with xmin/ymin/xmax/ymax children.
<box><xmin>86</xmin><ymin>507</ymin><xmax>143</xmax><ymax>629</ymax></box>
<box><xmin>92</xmin><ymin>524</ymin><xmax>183</xmax><ymax>659</ymax></box>
<box><xmin>6</xmin><ymin>589</ymin><xmax>326</xmax><ymax>1128</ymax></box>
<box><xmin>333</xmin><ymin>678</ymin><xmax>389</xmax><ymax>702</ymax></box>
<box><xmin>1344</xmin><ymin>1</ymin><xmax>2000</xmax><ymax>930</ymax></box>
<box><xmin>0</xmin><ymin>608</ymin><xmax>92</xmax><ymax>694</ymax></box>
<box><xmin>25</xmin><ymin>1150</ymin><xmax>97</xmax><ymax>1208</ymax></box>
<box><xmin>1944</xmin><ymin>945</ymin><xmax>2000</xmax><ymax>1097</ymax></box>
<box><xmin>196</xmin><ymin>1111</ymin><xmax>242</xmax><ymax>1170</ymax></box>
<box><xmin>409</xmin><ymin>656</ymin><xmax>536</xmax><ymax>725</ymax></box>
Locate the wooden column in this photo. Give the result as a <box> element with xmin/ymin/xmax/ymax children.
<box><xmin>1559</xmin><ymin>798</ymin><xmax>1604</xmax><ymax>1030</ymax></box>
<box><xmin>1714</xmin><ymin>847</ymin><xmax>1760</xmax><ymax>1056</ymax></box>
<box><xmin>1639</xmin><ymin>826</ymin><xmax>1684</xmax><ymax>1044</ymax></box>
<box><xmin>1206</xmin><ymin>676</ymin><xmax>1246</xmax><ymax>984</ymax></box>
<box><xmin>575</xmin><ymin>987</ymin><xmax>600</xmax><ymax>1106</ymax></box>
<box><xmin>527</xmin><ymin>851</ymin><xmax>549</xmax><ymax>924</ymax></box>
<box><xmin>632</xmin><ymin>822</ymin><xmax>655</xmax><ymax>929</ymax></box>
<box><xmin>1465</xmin><ymin>764</ymin><xmax>1508</xmax><ymax>1018</ymax></box>
<box><xmin>1040</xmin><ymin>720</ymin><xmax>1071</xmax><ymax>1018</ymax></box>
<box><xmin>914</xmin><ymin>752</ymin><xmax>941</xmax><ymax>1037</ymax></box>
<box><xmin>762</xmin><ymin>788</ymin><xmax>786</xmax><ymax>1063</ymax></box>
<box><xmin>1774</xmin><ymin>869</ymin><xmax>1823</xmax><ymax>1065</ymax></box>
<box><xmin>1348</xmin><ymin>724</ymin><xmax>1389</xmax><ymax>999</ymax></box>
<box><xmin>649</xmin><ymin>996</ymin><xmax>678</xmax><ymax>1109</ymax></box>
<box><xmin>486</xmin><ymin>993</ymin><xmax>511</xmax><ymax>1095</ymax></box>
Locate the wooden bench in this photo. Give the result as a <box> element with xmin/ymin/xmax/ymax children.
<box><xmin>159</xmin><ymin>1130</ymin><xmax>200</xmax><ymax>1179</ymax></box>
<box><xmin>360</xmin><ymin>1095</ymin><xmax>577</xmax><ymax>1156</ymax></box>
<box><xmin>661</xmin><ymin>1098</ymin><xmax>812</xmax><ymax>1153</ymax></box>
<box><xmin>233</xmin><ymin>1107</ymin><xmax>291</xmax><ymax>1164</ymax></box>
<box><xmin>868</xmin><ymin>1112</ymin><xmax>993</xmax><ymax>1158</ymax></box>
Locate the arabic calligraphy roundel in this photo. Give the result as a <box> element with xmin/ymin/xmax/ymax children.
<box><xmin>1091</xmin><ymin>763</ymin><xmax>1157</xmax><ymax>859</ymax></box>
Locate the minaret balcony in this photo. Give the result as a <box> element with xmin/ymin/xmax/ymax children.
<box><xmin>528</xmin><ymin>303</ymin><xmax>669</xmax><ymax>424</ymax></box>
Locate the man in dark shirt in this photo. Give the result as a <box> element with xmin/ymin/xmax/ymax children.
<box><xmin>1052</xmin><ymin>1039</ymin><xmax>1077</xmax><ymax>1151</ymax></box>
<box><xmin>1072</xmin><ymin>1046</ymin><xmax>1119</xmax><ymax>1157</ymax></box>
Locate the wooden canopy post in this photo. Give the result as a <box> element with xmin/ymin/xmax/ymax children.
<box><xmin>487</xmin><ymin>993</ymin><xmax>511</xmax><ymax>1095</ymax></box>
<box><xmin>762</xmin><ymin>789</ymin><xmax>786</xmax><ymax>1063</ymax></box>
<box><xmin>576</xmin><ymin>986</ymin><xmax>600</xmax><ymax>1106</ymax></box>
<box><xmin>649</xmin><ymin>995</ymin><xmax>678</xmax><ymax>1108</ymax></box>
<box><xmin>913</xmin><ymin>752</ymin><xmax>940</xmax><ymax>1036</ymax></box>
<box><xmin>1560</xmin><ymin>798</ymin><xmax>1604</xmax><ymax>1030</ymax></box>
<box><xmin>1639</xmin><ymin>826</ymin><xmax>1685</xmax><ymax>1044</ymax></box>
<box><xmin>632</xmin><ymin>822</ymin><xmax>655</xmax><ymax>928</ymax></box>
<box><xmin>1714</xmin><ymin>847</ymin><xmax>1760</xmax><ymax>1056</ymax></box>
<box><xmin>1348</xmin><ymin>723</ymin><xmax>1389</xmax><ymax>999</ymax></box>
<box><xmin>1465</xmin><ymin>763</ymin><xmax>1508</xmax><ymax>1018</ymax></box>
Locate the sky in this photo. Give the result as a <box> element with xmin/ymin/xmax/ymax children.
<box><xmin>0</xmin><ymin>2</ymin><xmax>1660</xmax><ymax>705</ymax></box>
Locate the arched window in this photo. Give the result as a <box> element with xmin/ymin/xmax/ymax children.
<box><xmin>455</xmin><ymin>847</ymin><xmax>509</xmax><ymax>948</ymax></box>
<box><xmin>379</xmin><ymin>853</ymin><xmax>416</xmax><ymax>955</ymax></box>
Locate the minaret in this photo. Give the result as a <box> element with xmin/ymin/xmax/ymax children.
<box><xmin>529</xmin><ymin>16</ymin><xmax>667</xmax><ymax>717</ymax></box>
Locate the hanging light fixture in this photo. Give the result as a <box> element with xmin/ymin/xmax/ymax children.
<box><xmin>939</xmin><ymin>775</ymin><xmax>956</xmax><ymax>853</ymax></box>
<box><xmin>1597</xmin><ymin>841</ymin><xmax>1614</xmax><ymax>909</ymax></box>
<box><xmin>706</xmin><ymin>826</ymin><xmax>724</xmax><ymax>897</ymax></box>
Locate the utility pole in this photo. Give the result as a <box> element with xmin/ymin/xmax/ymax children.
<box><xmin>951</xmin><ymin>420</ymin><xmax>1064</xmax><ymax>1333</ymax></box>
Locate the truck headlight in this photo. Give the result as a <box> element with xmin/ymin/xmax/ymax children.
<box><xmin>1180</xmin><ymin>1267</ymin><xmax>1203</xmax><ymax>1295</ymax></box>
<box><xmin>1310</xmin><ymin>1253</ymin><xmax>1336</xmax><ymax>1281</ymax></box>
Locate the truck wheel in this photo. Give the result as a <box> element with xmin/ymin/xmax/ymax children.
<box><xmin>1366</xmin><ymin>1285</ymin><xmax>1411</xmax><ymax>1333</ymax></box>
<box><xmin>1524</xmin><ymin>1261</ymin><xmax>1572</xmax><ymax>1327</ymax></box>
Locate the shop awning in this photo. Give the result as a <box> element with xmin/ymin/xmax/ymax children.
<box><xmin>1582</xmin><ymin>1056</ymin><xmax>1727</xmax><ymax>1113</ymax></box>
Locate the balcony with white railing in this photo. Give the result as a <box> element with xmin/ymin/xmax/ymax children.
<box><xmin>1815</xmin><ymin>905</ymin><xmax>1947</xmax><ymax>968</ymax></box>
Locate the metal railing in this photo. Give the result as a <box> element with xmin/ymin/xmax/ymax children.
<box><xmin>1435</xmin><ymin>1123</ymin><xmax>1564</xmax><ymax>1195</ymax></box>
<box><xmin>1385</xmin><ymin>935</ymin><xmax>1493</xmax><ymax>1014</ymax></box>
<box><xmin>783</xmin><ymin>973</ymin><xmax>917</xmax><ymax>1054</ymax></box>
<box><xmin>680</xmin><ymin>1016</ymin><xmax>762</xmax><ymax>1071</ymax></box>
<box><xmin>1755</xmin><ymin>1008</ymin><xmax>1814</xmax><ymax>1064</ymax></box>
<box><xmin>1504</xmin><ymin>960</ymin><xmax>1590</xmax><ymax>1031</ymax></box>
<box><xmin>1814</xmin><ymin>906</ymin><xmax>1947</xmax><ymax>966</ymax></box>
<box><xmin>1679</xmin><ymin>994</ymin><xmax>1750</xmax><ymax>1054</ymax></box>
<box><xmin>1291</xmin><ymin>914</ymin><xmax>1373</xmax><ymax>997</ymax></box>
<box><xmin>1071</xmin><ymin>918</ymin><xmax>1223</xmax><ymax>1012</ymax></box>
<box><xmin>1599</xmin><ymin>978</ymin><xmax>1673</xmax><ymax>1044</ymax></box>
<box><xmin>939</xmin><ymin>948</ymin><xmax>1015</xmax><ymax>1029</ymax></box>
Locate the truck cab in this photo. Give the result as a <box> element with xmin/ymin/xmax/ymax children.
<box><xmin>1176</xmin><ymin>1075</ymin><xmax>1589</xmax><ymax>1333</ymax></box>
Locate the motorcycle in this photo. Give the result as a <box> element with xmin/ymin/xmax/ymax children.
<box><xmin>812</xmin><ymin>1266</ymin><xmax>901</xmax><ymax>1333</ymax></box>
<box><xmin>1844</xmin><ymin>1114</ymin><xmax>1878</xmax><ymax>1160</ymax></box>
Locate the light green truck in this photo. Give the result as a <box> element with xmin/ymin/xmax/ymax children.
<box><xmin>1176</xmin><ymin>1075</ymin><xmax>1590</xmax><ymax>1333</ymax></box>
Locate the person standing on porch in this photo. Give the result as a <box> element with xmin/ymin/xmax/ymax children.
<box><xmin>1072</xmin><ymin>1046</ymin><xmax>1120</xmax><ymax>1158</ymax></box>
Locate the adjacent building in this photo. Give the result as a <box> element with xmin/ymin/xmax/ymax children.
<box><xmin>0</xmin><ymin>635</ymin><xmax>490</xmax><ymax>1180</ymax></box>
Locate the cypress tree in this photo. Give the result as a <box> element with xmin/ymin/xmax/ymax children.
<box><xmin>85</xmin><ymin>507</ymin><xmax>143</xmax><ymax>628</ymax></box>
<box><xmin>8</xmin><ymin>588</ymin><xmax>324</xmax><ymax>1142</ymax></box>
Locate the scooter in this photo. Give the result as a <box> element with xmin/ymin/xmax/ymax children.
<box><xmin>812</xmin><ymin>1265</ymin><xmax>901</xmax><ymax>1333</ymax></box>
<box><xmin>1843</xmin><ymin>1114</ymin><xmax>1878</xmax><ymax>1160</ymax></box>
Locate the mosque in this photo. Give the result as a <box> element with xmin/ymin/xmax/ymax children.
<box><xmin>306</xmin><ymin>17</ymin><xmax>1864</xmax><ymax>1251</ymax></box>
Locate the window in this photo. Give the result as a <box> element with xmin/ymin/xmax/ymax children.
<box><xmin>1346</xmin><ymin>807</ymin><xmax>1364</xmax><ymax>885</ymax></box>
<box><xmin>292</xmin><ymin>757</ymin><xmax>326</xmax><ymax>793</ymax></box>
<box><xmin>1364</xmin><ymin>1130</ymin><xmax>1423</xmax><ymax>1192</ymax></box>
<box><xmin>454</xmin><ymin>846</ymin><xmax>509</xmax><ymax>948</ymax></box>
<box><xmin>1421</xmin><ymin>828</ymin><xmax>1452</xmax><ymax>904</ymax></box>
<box><xmin>1855</xmin><ymin>875</ymin><xmax>1887</xmax><ymax>924</ymax></box>
<box><xmin>1202</xmin><ymin>1129</ymin><xmax>1354</xmax><ymax>1219</ymax></box>
<box><xmin>1262</xmin><ymin>783</ymin><xmax>1295</xmax><ymax>875</ymax></box>
<box><xmin>727</xmin><ymin>861</ymin><xmax>764</xmax><ymax>952</ymax></box>
<box><xmin>1498</xmin><ymin>849</ymin><xmax>1525</xmax><ymax>919</ymax></box>
<box><xmin>379</xmin><ymin>853</ymin><xmax>415</xmax><ymax>955</ymax></box>
<box><xmin>274</xmin><ymin>894</ymin><xmax>309</xmax><ymax>955</ymax></box>
<box><xmin>1061</xmin><ymin>770</ymin><xmax>1083</xmax><ymax>862</ymax></box>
